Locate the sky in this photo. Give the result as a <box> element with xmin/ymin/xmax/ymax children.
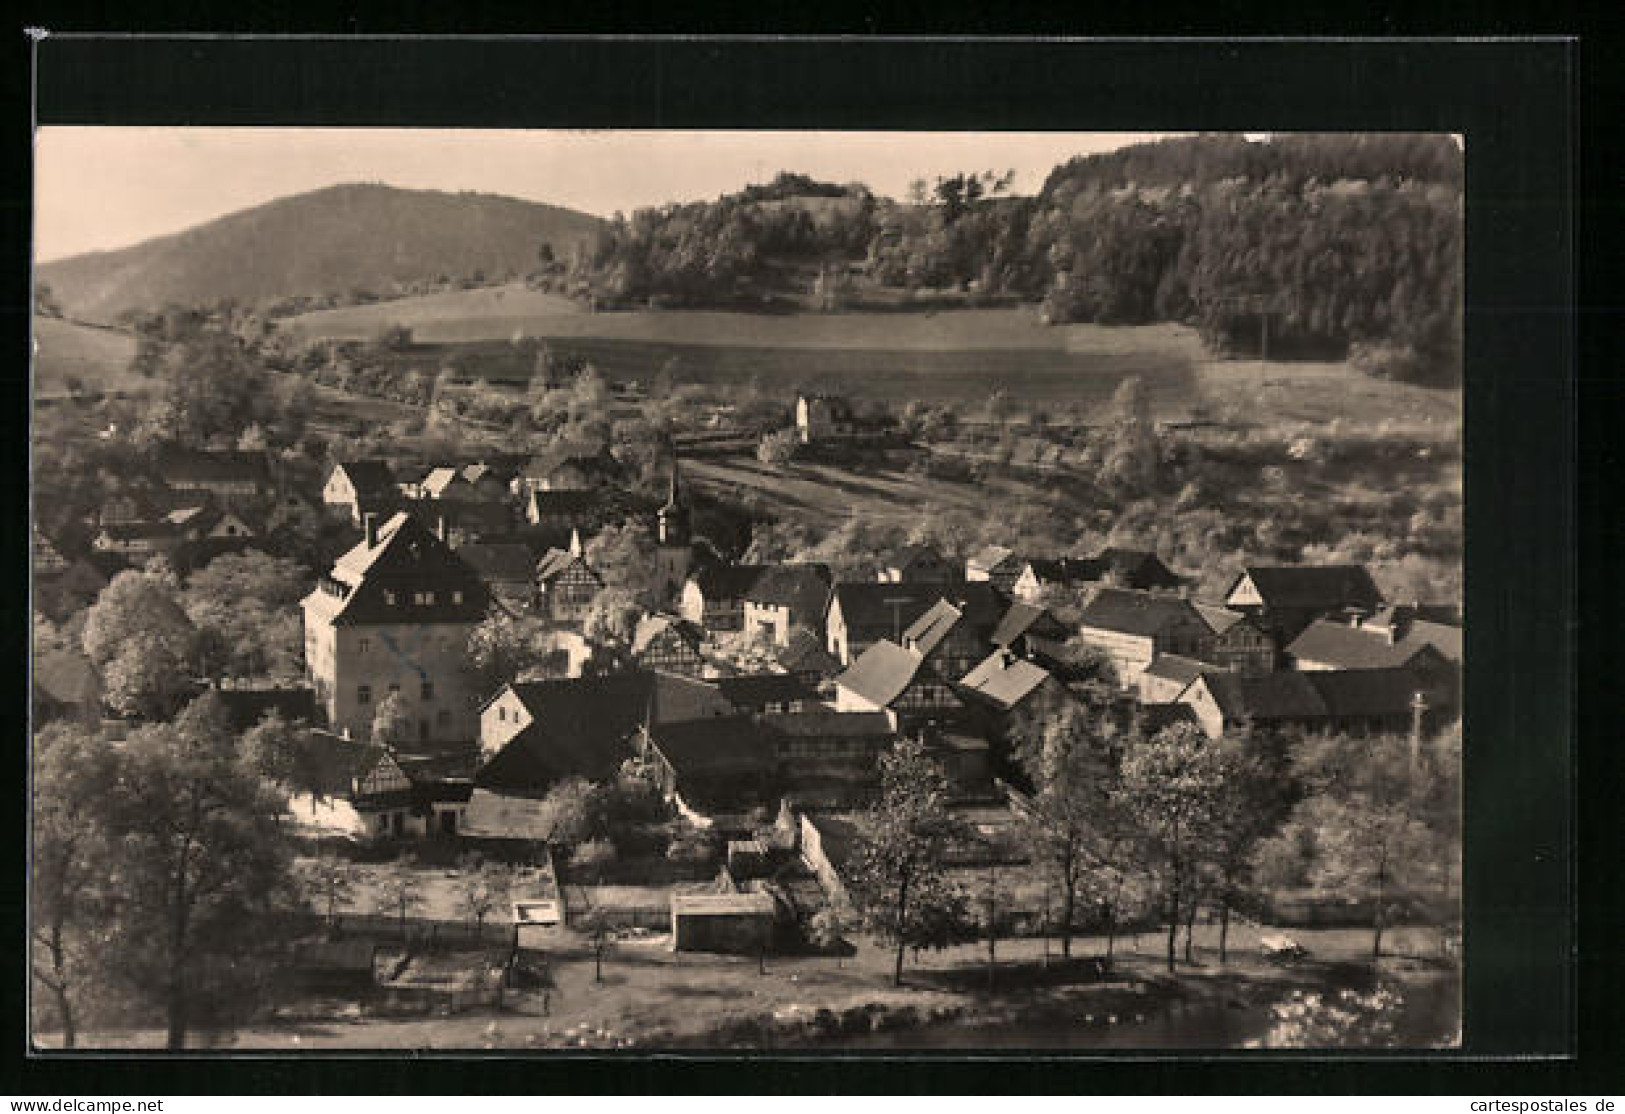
<box><xmin>33</xmin><ymin>128</ymin><xmax>1178</xmax><ymax>263</ymax></box>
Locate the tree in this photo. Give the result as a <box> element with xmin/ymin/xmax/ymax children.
<box><xmin>101</xmin><ymin>631</ymin><xmax>196</xmax><ymax>720</ymax></box>
<box><xmin>82</xmin><ymin>569</ymin><xmax>195</xmax><ymax>673</ymax></box>
<box><xmin>96</xmin><ymin>697</ymin><xmax>297</xmax><ymax>1048</ymax></box>
<box><xmin>807</xmin><ymin>907</ymin><xmax>850</xmax><ymax>969</ymax></box>
<box><xmin>1204</xmin><ymin>735</ymin><xmax>1297</xmax><ymax>964</ymax></box>
<box><xmin>1288</xmin><ymin>733</ymin><xmax>1457</xmax><ymax>962</ymax></box>
<box><xmin>1011</xmin><ymin>699</ymin><xmax>1132</xmax><ymax>961</ymax></box>
<box><xmin>370</xmin><ymin>692</ymin><xmax>414</xmax><ymax>747</ymax></box>
<box><xmin>535</xmin><ymin>777</ymin><xmax>606</xmax><ymax>852</ymax></box>
<box><xmin>464</xmin><ymin>614</ymin><xmax>553</xmax><ymax>699</ymax></box>
<box><xmin>456</xmin><ymin>858</ymin><xmax>515</xmax><ymax>933</ymax></box>
<box><xmin>372</xmin><ymin>856</ymin><xmax>426</xmax><ymax>941</ymax></box>
<box><xmin>1100</xmin><ymin>376</ymin><xmax>1161</xmax><ymax>498</ymax></box>
<box><xmin>756</xmin><ymin>428</ymin><xmax>798</xmax><ymax>467</ymax></box>
<box><xmin>583</xmin><ymin>522</ymin><xmax>664</xmax><ymax>609</ymax></box>
<box><xmin>580</xmin><ymin>907</ymin><xmax>615</xmax><ymax>983</ymax></box>
<box><xmin>570</xmin><ymin>838</ymin><xmax>618</xmax><ymax>885</ymax></box>
<box><xmin>846</xmin><ymin>739</ymin><xmax>972</xmax><ymax>987</ymax></box>
<box><xmin>31</xmin><ymin>723</ymin><xmax>120</xmax><ymax>1047</ymax></box>
<box><xmin>239</xmin><ymin>710</ymin><xmax>310</xmax><ymax>790</ymax></box>
<box><xmin>298</xmin><ymin>854</ymin><xmax>359</xmax><ymax>930</ymax></box>
<box><xmin>1116</xmin><ymin>723</ymin><xmax>1229</xmax><ymax>974</ymax></box>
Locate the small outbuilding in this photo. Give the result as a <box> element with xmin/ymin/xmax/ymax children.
<box><xmin>669</xmin><ymin>891</ymin><xmax>779</xmax><ymax>954</ymax></box>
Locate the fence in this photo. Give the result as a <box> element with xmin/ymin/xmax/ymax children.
<box><xmin>562</xmin><ymin>904</ymin><xmax>670</xmax><ymax>931</ymax></box>
<box><xmin>273</xmin><ymin>910</ymin><xmax>517</xmax><ymax>949</ymax></box>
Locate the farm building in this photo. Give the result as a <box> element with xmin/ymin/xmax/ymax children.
<box><xmin>633</xmin><ymin>614</ymin><xmax>707</xmax><ymax>677</ymax></box>
<box><xmin>669</xmin><ymin>891</ymin><xmax>779</xmax><ymax>954</ymax></box>
<box><xmin>1074</xmin><ymin>588</ymin><xmax>1212</xmax><ymax>682</ymax></box>
<box><xmin>1193</xmin><ymin>602</ymin><xmax>1278</xmax><ymax>675</ymax></box>
<box><xmin>965</xmin><ymin>544</ymin><xmax>1025</xmax><ymax>592</ymax></box>
<box><xmin>877</xmin><ymin>544</ymin><xmax>957</xmax><ymax>585</ymax></box>
<box><xmin>834</xmin><ymin>639</ymin><xmax>964</xmax><ymax>727</ymax></box>
<box><xmin>532</xmin><ymin>538</ymin><xmax>602</xmax><ymax>624</ymax></box>
<box><xmin>741</xmin><ymin>563</ymin><xmax>833</xmax><ymax>646</ymax></box>
<box><xmin>1224</xmin><ymin>564</ymin><xmax>1384</xmax><ymax>643</ymax></box>
<box><xmin>156</xmin><ymin>447</ymin><xmax>272</xmax><ymax>499</ymax></box>
<box><xmin>795</xmin><ymin>393</ymin><xmax>859</xmax><ymax>444</ymax></box>
<box><xmin>825</xmin><ymin>581</ymin><xmax>1005</xmax><ymax>667</ymax></box>
<box><xmin>681</xmin><ymin>564</ymin><xmax>769</xmax><ymax>632</ymax></box>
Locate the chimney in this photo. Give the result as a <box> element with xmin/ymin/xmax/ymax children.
<box><xmin>364</xmin><ymin>512</ymin><xmax>380</xmax><ymax>548</ymax></box>
<box><xmin>1410</xmin><ymin>690</ymin><xmax>1429</xmax><ymax>771</ymax></box>
<box><xmin>569</xmin><ymin>527</ymin><xmax>583</xmax><ymax>558</ymax></box>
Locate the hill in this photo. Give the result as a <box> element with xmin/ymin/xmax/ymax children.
<box><xmin>32</xmin><ymin>316</ymin><xmax>141</xmax><ymax>398</ymax></box>
<box><xmin>38</xmin><ymin>184</ymin><xmax>604</xmax><ymax>325</ymax></box>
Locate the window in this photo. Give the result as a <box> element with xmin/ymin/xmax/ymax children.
<box><xmin>414</xmin><ymin>590</ymin><xmax>436</xmax><ymax>606</ymax></box>
<box><xmin>358</xmin><ymin>638</ymin><xmax>371</xmax><ymax>654</ymax></box>
<box><xmin>383</xmin><ymin>590</ymin><xmax>396</xmax><ymax>606</ymax></box>
<box><xmin>421</xmin><ymin>681</ymin><xmax>434</xmax><ymax>701</ymax></box>
<box><xmin>498</xmin><ymin>706</ymin><xmax>506</xmax><ymax>722</ymax></box>
<box><xmin>452</xmin><ymin>590</ymin><xmax>463</xmax><ymax>605</ymax></box>
<box><xmin>357</xmin><ymin>685</ymin><xmax>371</xmax><ymax>705</ymax></box>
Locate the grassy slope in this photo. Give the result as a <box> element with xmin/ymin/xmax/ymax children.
<box><xmin>39</xmin><ymin>186</ymin><xmax>603</xmax><ymax>325</ymax></box>
<box><xmin>32</xmin><ymin>315</ymin><xmax>141</xmax><ymax>397</ymax></box>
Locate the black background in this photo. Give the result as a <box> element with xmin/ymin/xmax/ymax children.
<box><xmin>5</xmin><ymin>29</ymin><xmax>1610</xmax><ymax>1096</ymax></box>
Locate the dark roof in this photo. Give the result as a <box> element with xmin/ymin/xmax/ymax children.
<box><xmin>309</xmin><ymin>511</ymin><xmax>489</xmax><ymax>627</ymax></box>
<box><xmin>633</xmin><ymin>614</ymin><xmax>705</xmax><ymax>656</ymax></box>
<box><xmin>455</xmin><ymin>542</ymin><xmax>539</xmax><ymax>585</ymax></box>
<box><xmin>1199</xmin><ymin>671</ymin><xmax>1328</xmax><ymax>722</ymax></box>
<box><xmin>836</xmin><ymin>640</ymin><xmax>925</xmax><ymax>707</ymax></box>
<box><xmin>1142</xmin><ymin>653</ymin><xmax>1208</xmax><ymax>686</ymax></box>
<box><xmin>1023</xmin><ymin>557</ymin><xmax>1104</xmax><ymax>587</ymax></box>
<box><xmin>215</xmin><ymin>687</ymin><xmax>317</xmax><ymax>733</ymax></box>
<box><xmin>333</xmin><ymin>460</ymin><xmax>395</xmax><ymax>495</ymax></box>
<box><xmin>1079</xmin><ymin>588</ymin><xmax>1204</xmax><ymax>639</ymax></box>
<box><xmin>989</xmin><ymin>601</ymin><xmax>1067</xmax><ymax>648</ymax></box>
<box><xmin>1305</xmin><ymin>668</ymin><xmax>1428</xmax><ymax>720</ymax></box>
<box><xmin>1286</xmin><ymin>619</ymin><xmax>1444</xmax><ymax>670</ymax></box>
<box><xmin>1138</xmin><ymin>702</ymin><xmax>1202</xmax><ymax>735</ymax></box>
<box><xmin>534</xmin><ymin>546</ymin><xmax>598</xmax><ymax>586</ymax></box>
<box><xmin>713</xmin><ymin>672</ymin><xmax>822</xmax><ymax>710</ymax></box>
<box><xmin>829</xmin><ymin>581</ymin><xmax>1006</xmax><ymax>643</ymax></box>
<box><xmin>756</xmin><ymin>710</ymin><xmax>896</xmax><ymax>739</ymax></box>
<box><xmin>526</xmin><ymin>489</ymin><xmax>603</xmax><ymax>517</ymax></box>
<box><xmin>462</xmin><ymin>788</ymin><xmax>557</xmax><ymax>841</ymax></box>
<box><xmin>886</xmin><ymin>544</ymin><xmax>946</xmax><ymax>572</ymax></box>
<box><xmin>743</xmin><ymin>564</ymin><xmax>832</xmax><ymax>612</ymax></box>
<box><xmin>957</xmin><ymin>649</ymin><xmax>1053</xmax><ymax>710</ymax></box>
<box><xmin>296</xmin><ymin>731</ymin><xmax>388</xmax><ymax>798</ymax></box>
<box><xmin>690</xmin><ymin>564</ymin><xmax>769</xmax><ymax>601</ymax></box>
<box><xmin>645</xmin><ymin>716</ymin><xmax>777</xmax><ymax>811</ymax></box>
<box><xmin>902</xmin><ymin>599</ymin><xmax>964</xmax><ymax>657</ymax></box>
<box><xmin>1094</xmin><ymin>548</ymin><xmax>1185</xmax><ymax>589</ymax></box>
<box><xmin>1193</xmin><ymin>602</ymin><xmax>1249</xmax><ymax>635</ymax></box>
<box><xmin>475</xmin><ymin>675</ymin><xmax>651</xmax><ymax>792</ymax></box>
<box><xmin>775</xmin><ymin>629</ymin><xmax>843</xmax><ymax>678</ymax></box>
<box><xmin>98</xmin><ymin>521</ymin><xmax>181</xmax><ymax>541</ymax></box>
<box><xmin>1231</xmin><ymin>565</ymin><xmax>1383</xmax><ymax>611</ymax></box>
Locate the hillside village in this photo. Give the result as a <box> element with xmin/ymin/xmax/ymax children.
<box><xmin>30</xmin><ymin>134</ymin><xmax>1466</xmax><ymax>1051</ymax></box>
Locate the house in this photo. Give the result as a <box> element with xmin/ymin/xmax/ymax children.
<box><xmin>415</xmin><ymin>497</ymin><xmax>512</xmax><ymax>542</ymax></box>
<box><xmin>988</xmin><ymin>601</ymin><xmax>1070</xmax><ymax>658</ymax></box>
<box><xmin>458</xmin><ymin>463</ymin><xmax>514</xmax><ymax>502</ymax></box>
<box><xmin>515</xmin><ymin>443</ymin><xmax>626</xmax><ymax>494</ymax></box>
<box><xmin>825</xmin><ymin>581</ymin><xmax>1005</xmax><ymax>667</ymax></box>
<box><xmin>877</xmin><ymin>544</ymin><xmax>957</xmax><ymax>585</ymax></box>
<box><xmin>1193</xmin><ymin>602</ymin><xmax>1277</xmax><ymax>675</ymax></box>
<box><xmin>156</xmin><ymin>448</ymin><xmax>271</xmax><ymax>499</ymax></box>
<box><xmin>524</xmin><ymin>488</ymin><xmax>603</xmax><ymax>532</ymax></box>
<box><xmin>533</xmin><ymin>536</ymin><xmax>602</xmax><ymax>624</ymax></box>
<box><xmin>632</xmin><ymin>614</ymin><xmax>707</xmax><ymax>677</ymax></box>
<box><xmin>795</xmin><ymin>393</ymin><xmax>858</xmax><ymax>444</ymax></box>
<box><xmin>774</xmin><ymin>628</ymin><xmax>844</xmax><ymax>689</ymax></box>
<box><xmin>1287</xmin><ymin>613</ymin><xmax>1462</xmax><ymax>671</ymax></box>
<box><xmin>1136</xmin><ymin>653</ymin><xmax>1210</xmax><ymax>704</ymax></box>
<box><xmin>833</xmin><ymin>639</ymin><xmax>963</xmax><ymax>726</ymax></box>
<box><xmin>956</xmin><ymin>648</ymin><xmax>1062</xmax><ymax>713</ymax></box>
<box><xmin>901</xmin><ymin>598</ymin><xmax>987</xmax><ymax>680</ymax></box>
<box><xmin>1178</xmin><ymin>667</ymin><xmax>1448</xmax><ymax>740</ymax></box>
<box><xmin>1012</xmin><ymin>558</ymin><xmax>1103</xmax><ymax>603</ymax></box>
<box><xmin>92</xmin><ymin>520</ymin><xmax>181</xmax><ymax>560</ymax></box>
<box><xmin>741</xmin><ymin>564</ymin><xmax>833</xmax><ymax>646</ymax></box>
<box><xmin>1074</xmin><ymin>588</ymin><xmax>1213</xmax><ymax>682</ymax></box>
<box><xmin>680</xmin><ymin>565</ymin><xmax>768</xmax><ymax>632</ymax></box>
<box><xmin>965</xmin><ymin>545</ymin><xmax>1024</xmax><ymax>593</ymax></box>
<box><xmin>670</xmin><ymin>891</ymin><xmax>779</xmax><ymax>954</ymax></box>
<box><xmin>713</xmin><ymin>672</ymin><xmax>822</xmax><ymax>715</ymax></box>
<box><xmin>1093</xmin><ymin>548</ymin><xmax>1186</xmax><ymax>592</ymax></box>
<box><xmin>1224</xmin><ymin>565</ymin><xmax>1385</xmax><ymax>642</ymax></box>
<box><xmin>34</xmin><ymin>543</ymin><xmax>112</xmax><ymax>621</ymax></box>
<box><xmin>165</xmin><ymin>502</ymin><xmax>258</xmax><ymax>542</ymax></box>
<box><xmin>300</xmin><ymin>511</ymin><xmax>491</xmax><ymax>744</ymax></box>
<box><xmin>635</xmin><ymin>715</ymin><xmax>779</xmax><ymax>826</ymax></box>
<box><xmin>756</xmin><ymin>710</ymin><xmax>898</xmax><ymax>781</ymax></box>
<box><xmin>322</xmin><ymin>461</ymin><xmax>398</xmax><ymax>523</ymax></box>
<box><xmin>454</xmin><ymin>541</ymin><xmax>541</xmax><ymax>610</ymax></box>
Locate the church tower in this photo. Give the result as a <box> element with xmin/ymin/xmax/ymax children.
<box><xmin>655</xmin><ymin>458</ymin><xmax>692</xmax><ymax>598</ymax></box>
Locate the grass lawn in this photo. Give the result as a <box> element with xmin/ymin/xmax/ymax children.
<box><xmin>32</xmin><ymin>315</ymin><xmax>142</xmax><ymax>398</ymax></box>
<box><xmin>51</xmin><ymin>920</ymin><xmax>1456</xmax><ymax>1051</ymax></box>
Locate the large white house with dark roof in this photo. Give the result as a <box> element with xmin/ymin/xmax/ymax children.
<box><xmin>301</xmin><ymin>510</ymin><xmax>490</xmax><ymax>744</ymax></box>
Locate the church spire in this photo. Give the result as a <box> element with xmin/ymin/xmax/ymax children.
<box><xmin>658</xmin><ymin>456</ymin><xmax>689</xmax><ymax>547</ymax></box>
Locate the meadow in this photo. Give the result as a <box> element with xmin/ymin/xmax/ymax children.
<box><xmin>32</xmin><ymin>316</ymin><xmax>141</xmax><ymax>398</ymax></box>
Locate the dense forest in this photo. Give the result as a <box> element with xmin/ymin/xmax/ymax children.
<box><xmin>572</xmin><ymin>134</ymin><xmax>1463</xmax><ymax>385</ymax></box>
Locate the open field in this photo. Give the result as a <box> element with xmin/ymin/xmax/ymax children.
<box><xmin>31</xmin><ymin>316</ymin><xmax>141</xmax><ymax>398</ymax></box>
<box><xmin>47</xmin><ymin>921</ymin><xmax>1457</xmax><ymax>1050</ymax></box>
<box><xmin>684</xmin><ymin>457</ymin><xmax>1093</xmax><ymax>528</ymax></box>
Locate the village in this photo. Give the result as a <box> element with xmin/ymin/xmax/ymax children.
<box><xmin>32</xmin><ymin>375</ymin><xmax>1464</xmax><ymax>1050</ymax></box>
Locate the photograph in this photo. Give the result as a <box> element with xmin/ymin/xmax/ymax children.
<box><xmin>30</xmin><ymin>125</ymin><xmax>1466</xmax><ymax>1053</ymax></box>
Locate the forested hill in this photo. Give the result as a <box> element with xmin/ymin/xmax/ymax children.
<box><xmin>578</xmin><ymin>135</ymin><xmax>1463</xmax><ymax>384</ymax></box>
<box><xmin>38</xmin><ymin>184</ymin><xmax>604</xmax><ymax>325</ymax></box>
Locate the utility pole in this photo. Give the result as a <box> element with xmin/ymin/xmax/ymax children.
<box><xmin>984</xmin><ymin>856</ymin><xmax>999</xmax><ymax>994</ymax></box>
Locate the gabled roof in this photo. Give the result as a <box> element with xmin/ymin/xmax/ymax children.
<box><xmin>155</xmin><ymin>448</ymin><xmax>270</xmax><ymax>484</ymax></box>
<box><xmin>295</xmin><ymin>730</ymin><xmax>388</xmax><ymax>798</ymax></box>
<box><xmin>633</xmin><ymin>614</ymin><xmax>705</xmax><ymax>656</ymax></box>
<box><xmin>829</xmin><ymin>581</ymin><xmax>1006</xmax><ymax>641</ymax></box>
<box><xmin>331</xmin><ymin>460</ymin><xmax>395</xmax><ymax>496</ymax></box>
<box><xmin>1305</xmin><ymin>667</ymin><xmax>1428</xmax><ymax>720</ymax></box>
<box><xmin>1094</xmin><ymin>547</ymin><xmax>1185</xmax><ymax>589</ymax></box>
<box><xmin>903</xmin><ymin>598</ymin><xmax>964</xmax><ymax>657</ymax></box>
<box><xmin>215</xmin><ymin>687</ymin><xmax>317</xmax><ymax>733</ymax></box>
<box><xmin>990</xmin><ymin>601</ymin><xmax>1068</xmax><ymax>648</ymax></box>
<box><xmin>776</xmin><ymin>628</ymin><xmax>843</xmax><ymax>678</ymax></box>
<box><xmin>836</xmin><ymin>640</ymin><xmax>926</xmax><ymax>708</ymax></box>
<box><xmin>689</xmin><ymin>564</ymin><xmax>769</xmax><ymax>602</ymax></box>
<box><xmin>455</xmin><ymin>541</ymin><xmax>539</xmax><ymax>585</ymax></box>
<box><xmin>957</xmin><ymin>649</ymin><xmax>1053</xmax><ymax>710</ymax></box>
<box><xmin>462</xmin><ymin>787</ymin><xmax>558</xmax><ymax>841</ymax></box>
<box><xmin>886</xmin><ymin>544</ymin><xmax>946</xmax><ymax>572</ymax></box>
<box><xmin>756</xmin><ymin>710</ymin><xmax>896</xmax><ymax>738</ymax></box>
<box><xmin>1142</xmin><ymin>653</ymin><xmax>1208</xmax><ymax>686</ymax></box>
<box><xmin>1078</xmin><ymin>588</ymin><xmax>1204</xmax><ymax>639</ymax></box>
<box><xmin>526</xmin><ymin>488</ymin><xmax>603</xmax><ymax>517</ymax></box>
<box><xmin>475</xmin><ymin>675</ymin><xmax>654</xmax><ymax>792</ymax></box>
<box><xmin>743</xmin><ymin>564</ymin><xmax>832</xmax><ymax>612</ymax></box>
<box><xmin>1229</xmin><ymin>565</ymin><xmax>1383</xmax><ymax>611</ymax></box>
<box><xmin>313</xmin><ymin>511</ymin><xmax>489</xmax><ymax>626</ymax></box>
<box><xmin>1286</xmin><ymin>619</ymin><xmax>1447</xmax><ymax>670</ymax></box>
<box><xmin>534</xmin><ymin>546</ymin><xmax>597</xmax><ymax>585</ymax></box>
<box><xmin>98</xmin><ymin>521</ymin><xmax>181</xmax><ymax>541</ymax></box>
<box><xmin>1022</xmin><ymin>557</ymin><xmax>1104</xmax><ymax>587</ymax></box>
<box><xmin>713</xmin><ymin>672</ymin><xmax>822</xmax><ymax>710</ymax></box>
<box><xmin>420</xmin><ymin>467</ymin><xmax>468</xmax><ymax>498</ymax></box>
<box><xmin>1193</xmin><ymin>602</ymin><xmax>1250</xmax><ymax>636</ymax></box>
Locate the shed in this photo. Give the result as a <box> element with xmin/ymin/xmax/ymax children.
<box><xmin>669</xmin><ymin>891</ymin><xmax>779</xmax><ymax>954</ymax></box>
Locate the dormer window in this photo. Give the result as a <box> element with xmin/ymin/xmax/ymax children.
<box><xmin>383</xmin><ymin>590</ymin><xmax>396</xmax><ymax>606</ymax></box>
<box><xmin>452</xmin><ymin>591</ymin><xmax>463</xmax><ymax>605</ymax></box>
